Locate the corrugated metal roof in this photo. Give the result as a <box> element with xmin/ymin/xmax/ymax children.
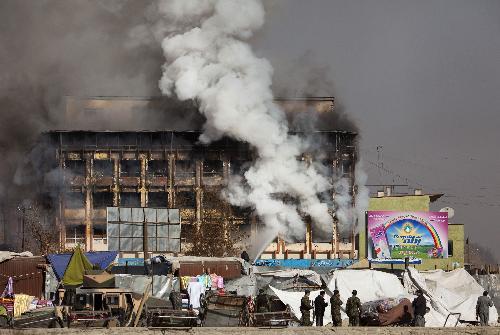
<box><xmin>0</xmin><ymin>257</ymin><xmax>47</xmax><ymax>298</ymax></box>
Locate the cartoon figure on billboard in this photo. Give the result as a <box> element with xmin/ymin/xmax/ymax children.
<box><xmin>369</xmin><ymin>224</ymin><xmax>391</xmax><ymax>259</ymax></box>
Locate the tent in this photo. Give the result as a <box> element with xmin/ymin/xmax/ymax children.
<box><xmin>403</xmin><ymin>268</ymin><xmax>498</xmax><ymax>325</ymax></box>
<box><xmin>47</xmin><ymin>250</ymin><xmax>118</xmax><ymax>281</ymax></box>
<box><xmin>62</xmin><ymin>246</ymin><xmax>93</xmax><ymax>286</ymax></box>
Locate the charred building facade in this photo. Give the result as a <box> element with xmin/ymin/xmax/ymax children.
<box><xmin>37</xmin><ymin>97</ymin><xmax>358</xmax><ymax>259</ymax></box>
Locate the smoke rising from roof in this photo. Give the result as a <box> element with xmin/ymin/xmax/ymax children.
<box><xmin>154</xmin><ymin>0</ymin><xmax>337</xmax><ymax>244</ymax></box>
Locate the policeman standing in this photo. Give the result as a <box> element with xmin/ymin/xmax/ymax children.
<box><xmin>300</xmin><ymin>289</ymin><xmax>313</xmax><ymax>326</ymax></box>
<box><xmin>345</xmin><ymin>290</ymin><xmax>361</xmax><ymax>326</ymax></box>
<box><xmin>330</xmin><ymin>289</ymin><xmax>343</xmax><ymax>327</ymax></box>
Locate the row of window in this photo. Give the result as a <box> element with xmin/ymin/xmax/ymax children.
<box><xmin>65</xmin><ymin>191</ymin><xmax>196</xmax><ymax>209</ymax></box>
<box><xmin>65</xmin><ymin>159</ymin><xmax>352</xmax><ymax>178</ymax></box>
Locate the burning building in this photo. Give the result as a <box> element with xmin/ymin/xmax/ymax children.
<box><xmin>30</xmin><ymin>96</ymin><xmax>358</xmax><ymax>259</ymax></box>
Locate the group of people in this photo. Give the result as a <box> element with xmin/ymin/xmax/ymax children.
<box><xmin>299</xmin><ymin>288</ymin><xmax>429</xmax><ymax>327</ymax></box>
<box><xmin>300</xmin><ymin>289</ymin><xmax>364</xmax><ymax>327</ymax></box>
<box><xmin>257</xmin><ymin>286</ymin><xmax>494</xmax><ymax>327</ymax></box>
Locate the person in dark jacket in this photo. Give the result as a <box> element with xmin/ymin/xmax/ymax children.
<box><xmin>412</xmin><ymin>289</ymin><xmax>426</xmax><ymax>327</ymax></box>
<box><xmin>255</xmin><ymin>288</ymin><xmax>271</xmax><ymax>313</ymax></box>
<box><xmin>240</xmin><ymin>251</ymin><xmax>250</xmax><ymax>263</ymax></box>
<box><xmin>314</xmin><ymin>291</ymin><xmax>329</xmax><ymax>326</ymax></box>
<box><xmin>476</xmin><ymin>291</ymin><xmax>494</xmax><ymax>326</ymax></box>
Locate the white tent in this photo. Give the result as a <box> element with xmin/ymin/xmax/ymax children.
<box><xmin>403</xmin><ymin>268</ymin><xmax>498</xmax><ymax>325</ymax></box>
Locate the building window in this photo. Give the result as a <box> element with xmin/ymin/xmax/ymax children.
<box><xmin>203</xmin><ymin>160</ymin><xmax>223</xmax><ymax>176</ymax></box>
<box><xmin>448</xmin><ymin>240</ymin><xmax>454</xmax><ymax>257</ymax></box>
<box><xmin>175</xmin><ymin>160</ymin><xmax>195</xmax><ymax>178</ymax></box>
<box><xmin>93</xmin><ymin>224</ymin><xmax>107</xmax><ymax>245</ymax></box>
<box><xmin>66</xmin><ymin>224</ymin><xmax>85</xmax><ymax>244</ymax></box>
<box><xmin>176</xmin><ymin>191</ymin><xmax>196</xmax><ymax>208</ymax></box>
<box><xmin>312</xmin><ymin>225</ymin><xmax>333</xmax><ymax>243</ymax></box>
<box><xmin>65</xmin><ymin>192</ymin><xmax>84</xmax><ymax>209</ymax></box>
<box><xmin>120</xmin><ymin>193</ymin><xmax>141</xmax><ymax>207</ymax></box>
<box><xmin>94</xmin><ymin>160</ymin><xmax>113</xmax><ymax>177</ymax></box>
<box><xmin>65</xmin><ymin>160</ymin><xmax>85</xmax><ymax>175</ymax></box>
<box><xmin>93</xmin><ymin>192</ymin><xmax>114</xmax><ymax>208</ymax></box>
<box><xmin>120</xmin><ymin>160</ymin><xmax>140</xmax><ymax>177</ymax></box>
<box><xmin>148</xmin><ymin>160</ymin><xmax>168</xmax><ymax>177</ymax></box>
<box><xmin>148</xmin><ymin>192</ymin><xmax>168</xmax><ymax>207</ymax></box>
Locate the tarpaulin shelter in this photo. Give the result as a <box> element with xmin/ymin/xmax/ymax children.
<box><xmin>47</xmin><ymin>250</ymin><xmax>118</xmax><ymax>281</ymax></box>
<box><xmin>61</xmin><ymin>246</ymin><xmax>93</xmax><ymax>286</ymax></box>
<box><xmin>403</xmin><ymin>267</ymin><xmax>498</xmax><ymax>325</ymax></box>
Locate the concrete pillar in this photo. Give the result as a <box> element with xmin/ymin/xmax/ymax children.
<box><xmin>250</xmin><ymin>213</ymin><xmax>257</xmax><ymax>246</ymax></box>
<box><xmin>58</xmin><ymin>152</ymin><xmax>65</xmax><ymax>251</ymax></box>
<box><xmin>168</xmin><ymin>154</ymin><xmax>174</xmax><ymax>208</ymax></box>
<box><xmin>139</xmin><ymin>154</ymin><xmax>147</xmax><ymax>208</ymax></box>
<box><xmin>305</xmin><ymin>219</ymin><xmax>312</xmax><ymax>257</ymax></box>
<box><xmin>332</xmin><ymin>219</ymin><xmax>338</xmax><ymax>258</ymax></box>
<box><xmin>84</xmin><ymin>155</ymin><xmax>93</xmax><ymax>251</ymax></box>
<box><xmin>112</xmin><ymin>157</ymin><xmax>120</xmax><ymax>207</ymax></box>
<box><xmin>350</xmin><ymin>229</ymin><xmax>355</xmax><ymax>258</ymax></box>
<box><xmin>195</xmin><ymin>160</ymin><xmax>203</xmax><ymax>232</ymax></box>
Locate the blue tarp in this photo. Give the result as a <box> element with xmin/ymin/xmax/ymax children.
<box><xmin>47</xmin><ymin>251</ymin><xmax>118</xmax><ymax>280</ymax></box>
<box><xmin>254</xmin><ymin>258</ymin><xmax>356</xmax><ymax>268</ymax></box>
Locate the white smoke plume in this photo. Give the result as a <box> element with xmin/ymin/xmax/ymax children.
<box><xmin>333</xmin><ymin>160</ymin><xmax>370</xmax><ymax>234</ymax></box>
<box><xmin>156</xmin><ymin>0</ymin><xmax>333</xmax><ymax>242</ymax></box>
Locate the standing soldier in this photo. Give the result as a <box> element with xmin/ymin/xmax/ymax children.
<box><xmin>330</xmin><ymin>289</ymin><xmax>343</xmax><ymax>327</ymax></box>
<box><xmin>255</xmin><ymin>288</ymin><xmax>271</xmax><ymax>313</ymax></box>
<box><xmin>476</xmin><ymin>291</ymin><xmax>493</xmax><ymax>326</ymax></box>
<box><xmin>314</xmin><ymin>291</ymin><xmax>328</xmax><ymax>326</ymax></box>
<box><xmin>300</xmin><ymin>289</ymin><xmax>313</xmax><ymax>326</ymax></box>
<box><xmin>345</xmin><ymin>290</ymin><xmax>361</xmax><ymax>326</ymax></box>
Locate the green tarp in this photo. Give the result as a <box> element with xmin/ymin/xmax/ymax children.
<box><xmin>62</xmin><ymin>246</ymin><xmax>93</xmax><ymax>286</ymax></box>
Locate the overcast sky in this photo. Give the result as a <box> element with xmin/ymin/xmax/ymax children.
<box><xmin>255</xmin><ymin>0</ymin><xmax>500</xmax><ymax>260</ymax></box>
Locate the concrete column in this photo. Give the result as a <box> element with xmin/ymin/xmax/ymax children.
<box><xmin>84</xmin><ymin>155</ymin><xmax>93</xmax><ymax>251</ymax></box>
<box><xmin>305</xmin><ymin>219</ymin><xmax>312</xmax><ymax>257</ymax></box>
<box><xmin>139</xmin><ymin>154</ymin><xmax>148</xmax><ymax>208</ymax></box>
<box><xmin>195</xmin><ymin>160</ymin><xmax>203</xmax><ymax>232</ymax></box>
<box><xmin>112</xmin><ymin>157</ymin><xmax>120</xmax><ymax>207</ymax></box>
<box><xmin>250</xmin><ymin>213</ymin><xmax>257</xmax><ymax>246</ymax></box>
<box><xmin>168</xmin><ymin>154</ymin><xmax>175</xmax><ymax>208</ymax></box>
<box><xmin>332</xmin><ymin>220</ymin><xmax>338</xmax><ymax>258</ymax></box>
<box><xmin>58</xmin><ymin>152</ymin><xmax>65</xmax><ymax>251</ymax></box>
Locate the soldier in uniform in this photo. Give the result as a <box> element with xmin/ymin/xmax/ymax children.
<box><xmin>345</xmin><ymin>290</ymin><xmax>361</xmax><ymax>326</ymax></box>
<box><xmin>330</xmin><ymin>289</ymin><xmax>343</xmax><ymax>327</ymax></box>
<box><xmin>476</xmin><ymin>291</ymin><xmax>494</xmax><ymax>326</ymax></box>
<box><xmin>255</xmin><ymin>288</ymin><xmax>271</xmax><ymax>313</ymax></box>
<box><xmin>300</xmin><ymin>289</ymin><xmax>313</xmax><ymax>326</ymax></box>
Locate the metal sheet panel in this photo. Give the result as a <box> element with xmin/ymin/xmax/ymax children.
<box><xmin>131</xmin><ymin>208</ymin><xmax>144</xmax><ymax>222</ymax></box>
<box><xmin>107</xmin><ymin>207</ymin><xmax>119</xmax><ymax>222</ymax></box>
<box><xmin>168</xmin><ymin>209</ymin><xmax>180</xmax><ymax>223</ymax></box>
<box><xmin>119</xmin><ymin>207</ymin><xmax>131</xmax><ymax>222</ymax></box>
<box><xmin>169</xmin><ymin>224</ymin><xmax>181</xmax><ymax>239</ymax></box>
<box><xmin>144</xmin><ymin>208</ymin><xmax>157</xmax><ymax>222</ymax></box>
<box><xmin>0</xmin><ymin>257</ymin><xmax>47</xmax><ymax>297</ymax></box>
<box><xmin>108</xmin><ymin>237</ymin><xmax>119</xmax><ymax>251</ymax></box>
<box><xmin>157</xmin><ymin>208</ymin><xmax>169</xmax><ymax>223</ymax></box>
<box><xmin>157</xmin><ymin>224</ymin><xmax>168</xmax><ymax>238</ymax></box>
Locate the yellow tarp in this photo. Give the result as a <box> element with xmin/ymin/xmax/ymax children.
<box><xmin>62</xmin><ymin>245</ymin><xmax>93</xmax><ymax>286</ymax></box>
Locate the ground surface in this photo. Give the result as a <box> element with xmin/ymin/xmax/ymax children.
<box><xmin>0</xmin><ymin>327</ymin><xmax>499</xmax><ymax>335</ymax></box>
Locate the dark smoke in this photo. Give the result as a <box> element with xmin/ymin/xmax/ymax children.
<box><xmin>0</xmin><ymin>0</ymin><xmax>163</xmax><ymax>250</ymax></box>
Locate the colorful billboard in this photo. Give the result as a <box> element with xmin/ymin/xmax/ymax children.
<box><xmin>367</xmin><ymin>211</ymin><xmax>448</xmax><ymax>259</ymax></box>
